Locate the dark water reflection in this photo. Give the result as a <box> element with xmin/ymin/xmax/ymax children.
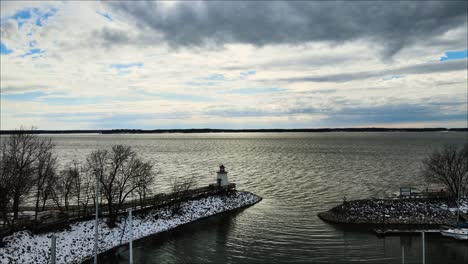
<box><xmin>47</xmin><ymin>132</ymin><xmax>467</xmax><ymax>263</ymax></box>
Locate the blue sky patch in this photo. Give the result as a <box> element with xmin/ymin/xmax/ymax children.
<box><xmin>0</xmin><ymin>42</ymin><xmax>13</xmax><ymax>55</ymax></box>
<box><xmin>96</xmin><ymin>11</ymin><xmax>112</xmax><ymax>21</ymax></box>
<box><xmin>205</xmin><ymin>73</ymin><xmax>225</xmax><ymax>81</ymax></box>
<box><xmin>240</xmin><ymin>70</ymin><xmax>256</xmax><ymax>77</ymax></box>
<box><xmin>35</xmin><ymin>8</ymin><xmax>58</xmax><ymax>27</ymax></box>
<box><xmin>6</xmin><ymin>8</ymin><xmax>58</xmax><ymax>28</ymax></box>
<box><xmin>157</xmin><ymin>92</ymin><xmax>214</xmax><ymax>102</ymax></box>
<box><xmin>110</xmin><ymin>63</ymin><xmax>143</xmax><ymax>75</ymax></box>
<box><xmin>110</xmin><ymin>63</ymin><xmax>143</xmax><ymax>69</ymax></box>
<box><xmin>21</xmin><ymin>48</ymin><xmax>45</xmax><ymax>57</ymax></box>
<box><xmin>12</xmin><ymin>9</ymin><xmax>32</xmax><ymax>20</ymax></box>
<box><xmin>40</xmin><ymin>97</ymin><xmax>104</xmax><ymax>105</ymax></box>
<box><xmin>38</xmin><ymin>95</ymin><xmax>128</xmax><ymax>105</ymax></box>
<box><xmin>440</xmin><ymin>50</ymin><xmax>468</xmax><ymax>61</ymax></box>
<box><xmin>225</xmin><ymin>87</ymin><xmax>287</xmax><ymax>94</ymax></box>
<box><xmin>382</xmin><ymin>75</ymin><xmax>402</xmax><ymax>81</ymax></box>
<box><xmin>2</xmin><ymin>91</ymin><xmax>46</xmax><ymax>101</ymax></box>
<box><xmin>9</xmin><ymin>9</ymin><xmax>33</xmax><ymax>28</ymax></box>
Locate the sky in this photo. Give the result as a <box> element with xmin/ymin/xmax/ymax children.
<box><xmin>0</xmin><ymin>1</ymin><xmax>467</xmax><ymax>130</ymax></box>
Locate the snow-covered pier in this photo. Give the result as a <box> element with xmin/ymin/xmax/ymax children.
<box><xmin>0</xmin><ymin>191</ymin><xmax>262</xmax><ymax>264</ymax></box>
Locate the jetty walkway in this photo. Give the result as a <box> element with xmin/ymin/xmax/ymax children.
<box><xmin>1</xmin><ymin>183</ymin><xmax>236</xmax><ymax>237</ymax></box>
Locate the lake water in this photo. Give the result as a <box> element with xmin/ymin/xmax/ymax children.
<box><xmin>49</xmin><ymin>132</ymin><xmax>468</xmax><ymax>263</ymax></box>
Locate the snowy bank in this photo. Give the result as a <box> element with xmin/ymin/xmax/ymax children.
<box><xmin>0</xmin><ymin>191</ymin><xmax>261</xmax><ymax>264</ymax></box>
<box><xmin>318</xmin><ymin>198</ymin><xmax>464</xmax><ymax>226</ymax></box>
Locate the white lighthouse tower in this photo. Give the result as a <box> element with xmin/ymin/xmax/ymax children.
<box><xmin>216</xmin><ymin>165</ymin><xmax>229</xmax><ymax>187</ymax></box>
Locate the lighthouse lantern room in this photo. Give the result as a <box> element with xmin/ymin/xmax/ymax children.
<box><xmin>216</xmin><ymin>165</ymin><xmax>229</xmax><ymax>187</ymax></box>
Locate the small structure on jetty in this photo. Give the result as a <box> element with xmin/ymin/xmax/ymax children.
<box><xmin>216</xmin><ymin>165</ymin><xmax>229</xmax><ymax>187</ymax></box>
<box><xmin>397</xmin><ymin>185</ymin><xmax>448</xmax><ymax>199</ymax></box>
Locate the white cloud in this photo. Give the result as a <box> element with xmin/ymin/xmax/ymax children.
<box><xmin>1</xmin><ymin>1</ymin><xmax>467</xmax><ymax>129</ymax></box>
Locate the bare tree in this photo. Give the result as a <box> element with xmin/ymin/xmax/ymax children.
<box><xmin>77</xmin><ymin>170</ymin><xmax>94</xmax><ymax>218</ymax></box>
<box><xmin>171</xmin><ymin>175</ymin><xmax>196</xmax><ymax>193</ymax></box>
<box><xmin>33</xmin><ymin>149</ymin><xmax>57</xmax><ymax>223</ymax></box>
<box><xmin>170</xmin><ymin>174</ymin><xmax>197</xmax><ymax>214</ymax></box>
<box><xmin>0</xmin><ymin>150</ymin><xmax>13</xmax><ymax>227</ymax></box>
<box><xmin>134</xmin><ymin>161</ymin><xmax>156</xmax><ymax>207</ymax></box>
<box><xmin>40</xmin><ymin>174</ymin><xmax>56</xmax><ymax>211</ymax></box>
<box><xmin>422</xmin><ymin>143</ymin><xmax>468</xmax><ymax>199</ymax></box>
<box><xmin>86</xmin><ymin>145</ymin><xmax>155</xmax><ymax>227</ymax></box>
<box><xmin>53</xmin><ymin>163</ymin><xmax>79</xmax><ymax>213</ymax></box>
<box><xmin>86</xmin><ymin>148</ymin><xmax>107</xmax><ymax>217</ymax></box>
<box><xmin>1</xmin><ymin>127</ymin><xmax>54</xmax><ymax>220</ymax></box>
<box><xmin>68</xmin><ymin>160</ymin><xmax>83</xmax><ymax>216</ymax></box>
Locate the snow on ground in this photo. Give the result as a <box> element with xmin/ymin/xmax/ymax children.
<box><xmin>0</xmin><ymin>191</ymin><xmax>261</xmax><ymax>264</ymax></box>
<box><xmin>457</xmin><ymin>198</ymin><xmax>468</xmax><ymax>213</ymax></box>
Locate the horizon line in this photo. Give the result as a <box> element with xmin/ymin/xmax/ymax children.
<box><xmin>1</xmin><ymin>127</ymin><xmax>467</xmax><ymax>135</ymax></box>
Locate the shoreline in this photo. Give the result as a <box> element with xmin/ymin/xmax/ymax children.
<box><xmin>1</xmin><ymin>127</ymin><xmax>467</xmax><ymax>135</ymax></box>
<box><xmin>0</xmin><ymin>191</ymin><xmax>262</xmax><ymax>264</ymax></box>
<box><xmin>317</xmin><ymin>198</ymin><xmax>466</xmax><ymax>228</ymax></box>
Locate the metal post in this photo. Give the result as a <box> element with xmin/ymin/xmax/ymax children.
<box><xmin>50</xmin><ymin>235</ymin><xmax>56</xmax><ymax>264</ymax></box>
<box><xmin>94</xmin><ymin>173</ymin><xmax>99</xmax><ymax>264</ymax></box>
<box><xmin>421</xmin><ymin>231</ymin><xmax>425</xmax><ymax>264</ymax></box>
<box><xmin>129</xmin><ymin>209</ymin><xmax>133</xmax><ymax>264</ymax></box>
<box><xmin>401</xmin><ymin>246</ymin><xmax>405</xmax><ymax>264</ymax></box>
<box><xmin>457</xmin><ymin>172</ymin><xmax>461</xmax><ymax>224</ymax></box>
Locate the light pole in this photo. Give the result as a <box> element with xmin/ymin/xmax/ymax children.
<box><xmin>94</xmin><ymin>172</ymin><xmax>100</xmax><ymax>264</ymax></box>
<box><xmin>457</xmin><ymin>171</ymin><xmax>462</xmax><ymax>225</ymax></box>
<box><xmin>129</xmin><ymin>209</ymin><xmax>133</xmax><ymax>264</ymax></box>
<box><xmin>421</xmin><ymin>231</ymin><xmax>425</xmax><ymax>264</ymax></box>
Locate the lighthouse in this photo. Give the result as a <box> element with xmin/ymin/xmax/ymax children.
<box><xmin>216</xmin><ymin>165</ymin><xmax>229</xmax><ymax>187</ymax></box>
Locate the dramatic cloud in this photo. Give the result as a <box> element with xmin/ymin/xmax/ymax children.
<box><xmin>103</xmin><ymin>1</ymin><xmax>467</xmax><ymax>58</ymax></box>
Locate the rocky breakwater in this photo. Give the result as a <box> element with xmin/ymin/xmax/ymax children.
<box><xmin>318</xmin><ymin>198</ymin><xmax>458</xmax><ymax>226</ymax></box>
<box><xmin>0</xmin><ymin>191</ymin><xmax>262</xmax><ymax>264</ymax></box>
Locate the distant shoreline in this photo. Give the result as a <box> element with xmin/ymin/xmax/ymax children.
<box><xmin>1</xmin><ymin>127</ymin><xmax>467</xmax><ymax>135</ymax></box>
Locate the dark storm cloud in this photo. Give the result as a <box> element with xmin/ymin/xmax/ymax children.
<box><xmin>271</xmin><ymin>59</ymin><xmax>467</xmax><ymax>83</ymax></box>
<box><xmin>102</xmin><ymin>1</ymin><xmax>467</xmax><ymax>58</ymax></box>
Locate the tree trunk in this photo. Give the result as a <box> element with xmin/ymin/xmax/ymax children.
<box><xmin>12</xmin><ymin>192</ymin><xmax>20</xmax><ymax>220</ymax></box>
<box><xmin>64</xmin><ymin>193</ymin><xmax>69</xmax><ymax>212</ymax></box>
<box><xmin>42</xmin><ymin>196</ymin><xmax>47</xmax><ymax>211</ymax></box>
<box><xmin>76</xmin><ymin>192</ymin><xmax>81</xmax><ymax>218</ymax></box>
<box><xmin>107</xmin><ymin>202</ymin><xmax>116</xmax><ymax>227</ymax></box>
<box><xmin>34</xmin><ymin>189</ymin><xmax>41</xmax><ymax>223</ymax></box>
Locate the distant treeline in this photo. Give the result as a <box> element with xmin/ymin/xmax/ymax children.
<box><xmin>1</xmin><ymin>127</ymin><xmax>467</xmax><ymax>134</ymax></box>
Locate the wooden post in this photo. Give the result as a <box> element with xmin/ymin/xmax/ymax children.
<box><xmin>50</xmin><ymin>235</ymin><xmax>56</xmax><ymax>264</ymax></box>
